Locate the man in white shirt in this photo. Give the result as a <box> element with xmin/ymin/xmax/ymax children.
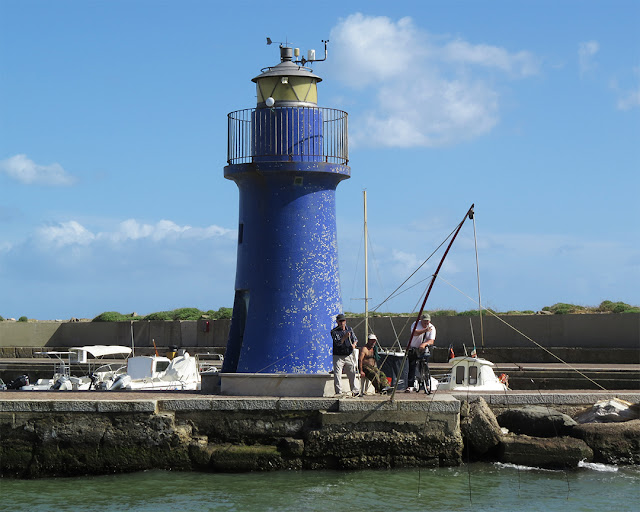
<box><xmin>406</xmin><ymin>313</ymin><xmax>436</xmax><ymax>392</ymax></box>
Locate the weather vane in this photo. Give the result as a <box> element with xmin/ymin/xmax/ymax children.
<box><xmin>266</xmin><ymin>37</ymin><xmax>329</xmax><ymax>66</ymax></box>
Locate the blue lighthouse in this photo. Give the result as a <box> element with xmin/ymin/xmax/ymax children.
<box><xmin>222</xmin><ymin>42</ymin><xmax>350</xmax><ymax>375</ymax></box>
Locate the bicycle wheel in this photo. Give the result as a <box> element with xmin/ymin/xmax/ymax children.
<box><xmin>420</xmin><ymin>359</ymin><xmax>431</xmax><ymax>394</ymax></box>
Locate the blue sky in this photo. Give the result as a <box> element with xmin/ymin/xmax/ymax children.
<box><xmin>1</xmin><ymin>0</ymin><xmax>638</xmax><ymax>320</ymax></box>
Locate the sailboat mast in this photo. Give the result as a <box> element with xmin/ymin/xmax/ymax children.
<box><xmin>363</xmin><ymin>190</ymin><xmax>369</xmax><ymax>339</ymax></box>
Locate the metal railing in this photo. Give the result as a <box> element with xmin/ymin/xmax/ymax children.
<box><xmin>227</xmin><ymin>106</ymin><xmax>348</xmax><ymax>165</ymax></box>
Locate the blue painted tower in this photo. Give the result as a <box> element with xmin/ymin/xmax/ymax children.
<box><xmin>222</xmin><ymin>42</ymin><xmax>350</xmax><ymax>374</ymax></box>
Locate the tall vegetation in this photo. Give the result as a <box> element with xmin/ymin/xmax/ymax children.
<box><xmin>92</xmin><ymin>307</ymin><xmax>233</xmax><ymax>322</ymax></box>
<box><xmin>10</xmin><ymin>300</ymin><xmax>638</xmax><ymax>322</ymax></box>
<box><xmin>346</xmin><ymin>299</ymin><xmax>639</xmax><ymax>317</ymax></box>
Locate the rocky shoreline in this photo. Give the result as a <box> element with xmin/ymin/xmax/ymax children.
<box><xmin>0</xmin><ymin>393</ymin><xmax>638</xmax><ymax>478</ymax></box>
<box><xmin>462</xmin><ymin>398</ymin><xmax>639</xmax><ymax>467</ymax></box>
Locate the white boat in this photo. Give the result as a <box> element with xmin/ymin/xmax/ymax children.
<box><xmin>436</xmin><ymin>355</ymin><xmax>508</xmax><ymax>392</ymax></box>
<box><xmin>109</xmin><ymin>351</ymin><xmax>201</xmax><ymax>390</ymax></box>
<box><xmin>20</xmin><ymin>345</ymin><xmax>131</xmax><ymax>390</ymax></box>
<box><xmin>196</xmin><ymin>353</ymin><xmax>224</xmax><ymax>373</ymax></box>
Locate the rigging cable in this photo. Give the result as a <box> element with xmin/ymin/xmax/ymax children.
<box><xmin>436</xmin><ymin>275</ymin><xmax>609</xmax><ymax>391</ymax></box>
<box><xmin>369</xmin><ymin>220</ymin><xmax>462</xmax><ymax>314</ymax></box>
<box><xmin>471</xmin><ymin>209</ymin><xmax>484</xmax><ymax>348</ymax></box>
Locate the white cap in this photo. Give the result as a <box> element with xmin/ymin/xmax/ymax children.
<box><xmin>368</xmin><ymin>333</ymin><xmax>377</xmax><ymax>340</ymax></box>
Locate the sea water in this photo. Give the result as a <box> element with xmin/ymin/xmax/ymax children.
<box><xmin>1</xmin><ymin>463</ymin><xmax>638</xmax><ymax>512</ymax></box>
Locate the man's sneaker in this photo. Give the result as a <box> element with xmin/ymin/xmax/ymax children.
<box><xmin>404</xmin><ymin>387</ymin><xmax>416</xmax><ymax>393</ymax></box>
<box><xmin>334</xmin><ymin>392</ymin><xmax>347</xmax><ymax>398</ymax></box>
<box><xmin>380</xmin><ymin>386</ymin><xmax>392</xmax><ymax>394</ymax></box>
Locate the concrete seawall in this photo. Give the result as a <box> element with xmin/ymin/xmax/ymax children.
<box><xmin>1</xmin><ymin>391</ymin><xmax>638</xmax><ymax>478</ymax></box>
<box><xmin>1</xmin><ymin>314</ymin><xmax>638</xmax><ymax>360</ymax></box>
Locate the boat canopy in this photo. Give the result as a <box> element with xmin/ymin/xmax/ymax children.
<box><xmin>70</xmin><ymin>346</ymin><xmax>132</xmax><ymax>358</ymax></box>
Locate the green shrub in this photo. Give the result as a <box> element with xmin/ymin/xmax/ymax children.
<box><xmin>0</xmin><ymin>315</ymin><xmax>4</xmax><ymax>321</ymax></box>
<box><xmin>144</xmin><ymin>308</ymin><xmax>216</xmax><ymax>321</ymax></box>
<box><xmin>597</xmin><ymin>300</ymin><xmax>637</xmax><ymax>314</ymax></box>
<box><xmin>171</xmin><ymin>308</ymin><xmax>204</xmax><ymax>321</ymax></box>
<box><xmin>18</xmin><ymin>316</ymin><xmax>28</xmax><ymax>322</ymax></box>
<box><xmin>544</xmin><ymin>303</ymin><xmax>586</xmax><ymax>315</ymax></box>
<box><xmin>143</xmin><ymin>311</ymin><xmax>174</xmax><ymax>321</ymax></box>
<box><xmin>92</xmin><ymin>311</ymin><xmax>134</xmax><ymax>322</ymax></box>
<box><xmin>212</xmin><ymin>307</ymin><xmax>233</xmax><ymax>320</ymax></box>
<box><xmin>430</xmin><ymin>310</ymin><xmax>457</xmax><ymax>317</ymax></box>
<box><xmin>457</xmin><ymin>310</ymin><xmax>481</xmax><ymax>316</ymax></box>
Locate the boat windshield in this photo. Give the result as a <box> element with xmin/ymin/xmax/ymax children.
<box><xmin>156</xmin><ymin>360</ymin><xmax>170</xmax><ymax>372</ymax></box>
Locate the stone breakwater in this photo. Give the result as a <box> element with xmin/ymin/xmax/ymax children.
<box><xmin>0</xmin><ymin>392</ymin><xmax>638</xmax><ymax>478</ymax></box>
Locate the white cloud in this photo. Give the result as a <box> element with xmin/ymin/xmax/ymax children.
<box><xmin>37</xmin><ymin>221</ymin><xmax>95</xmax><ymax>248</ymax></box>
<box><xmin>617</xmin><ymin>87</ymin><xmax>640</xmax><ymax>110</ymax></box>
<box><xmin>390</xmin><ymin>249</ymin><xmax>422</xmax><ymax>274</ymax></box>
<box><xmin>102</xmin><ymin>219</ymin><xmax>232</xmax><ymax>243</ymax></box>
<box><xmin>442</xmin><ymin>40</ymin><xmax>539</xmax><ymax>77</ymax></box>
<box><xmin>329</xmin><ymin>14</ymin><xmax>539</xmax><ymax>148</ymax></box>
<box><xmin>33</xmin><ymin>218</ymin><xmax>233</xmax><ymax>248</ymax></box>
<box><xmin>362</xmin><ymin>77</ymin><xmax>498</xmax><ymax>147</ymax></box>
<box><xmin>613</xmin><ymin>67</ymin><xmax>640</xmax><ymax>110</ymax></box>
<box><xmin>0</xmin><ymin>154</ymin><xmax>76</xmax><ymax>186</ymax></box>
<box><xmin>328</xmin><ymin>13</ymin><xmax>422</xmax><ymax>88</ymax></box>
<box><xmin>578</xmin><ymin>40</ymin><xmax>599</xmax><ymax>76</ymax></box>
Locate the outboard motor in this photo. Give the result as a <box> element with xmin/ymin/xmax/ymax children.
<box><xmin>7</xmin><ymin>374</ymin><xmax>29</xmax><ymax>389</ymax></box>
<box><xmin>109</xmin><ymin>374</ymin><xmax>131</xmax><ymax>390</ymax></box>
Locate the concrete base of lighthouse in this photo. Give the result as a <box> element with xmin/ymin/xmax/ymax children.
<box><xmin>203</xmin><ymin>373</ymin><xmax>364</xmax><ymax>397</ymax></box>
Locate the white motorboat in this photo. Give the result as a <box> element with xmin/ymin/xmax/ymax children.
<box><xmin>436</xmin><ymin>355</ymin><xmax>508</xmax><ymax>392</ymax></box>
<box><xmin>20</xmin><ymin>345</ymin><xmax>131</xmax><ymax>390</ymax></box>
<box><xmin>109</xmin><ymin>351</ymin><xmax>201</xmax><ymax>390</ymax></box>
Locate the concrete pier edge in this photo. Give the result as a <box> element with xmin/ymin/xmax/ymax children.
<box><xmin>1</xmin><ymin>391</ymin><xmax>638</xmax><ymax>477</ymax></box>
<box><xmin>1</xmin><ymin>390</ymin><xmax>639</xmax><ymax>413</ymax></box>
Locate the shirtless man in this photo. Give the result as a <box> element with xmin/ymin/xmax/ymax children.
<box><xmin>359</xmin><ymin>334</ymin><xmax>391</xmax><ymax>394</ymax></box>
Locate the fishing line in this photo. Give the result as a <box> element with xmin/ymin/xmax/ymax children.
<box><xmin>370</xmin><ymin>222</ymin><xmax>459</xmax><ymax>315</ymax></box>
<box><xmin>224</xmin><ymin>343</ymin><xmax>310</xmax><ymax>388</ymax></box>
<box><xmin>463</xmin><ymin>364</ymin><xmax>474</xmax><ymax>506</ymax></box>
<box><xmin>530</xmin><ymin>378</ymin><xmax>571</xmax><ymax>500</ymax></box>
<box><xmin>415</xmin><ymin>362</ymin><xmax>442</xmax><ymax>500</ymax></box>
<box><xmin>436</xmin><ymin>276</ymin><xmax>609</xmax><ymax>391</ymax></box>
<box><xmin>500</xmin><ymin>377</ymin><xmax>522</xmax><ymax>495</ymax></box>
<box><xmin>371</xmin><ymin>275</ymin><xmax>434</xmax><ymax>310</ymax></box>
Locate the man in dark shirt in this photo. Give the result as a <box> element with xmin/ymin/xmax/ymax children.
<box><xmin>331</xmin><ymin>313</ymin><xmax>360</xmax><ymax>397</ymax></box>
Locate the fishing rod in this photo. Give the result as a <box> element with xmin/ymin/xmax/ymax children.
<box><xmin>391</xmin><ymin>204</ymin><xmax>475</xmax><ymax>401</ymax></box>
